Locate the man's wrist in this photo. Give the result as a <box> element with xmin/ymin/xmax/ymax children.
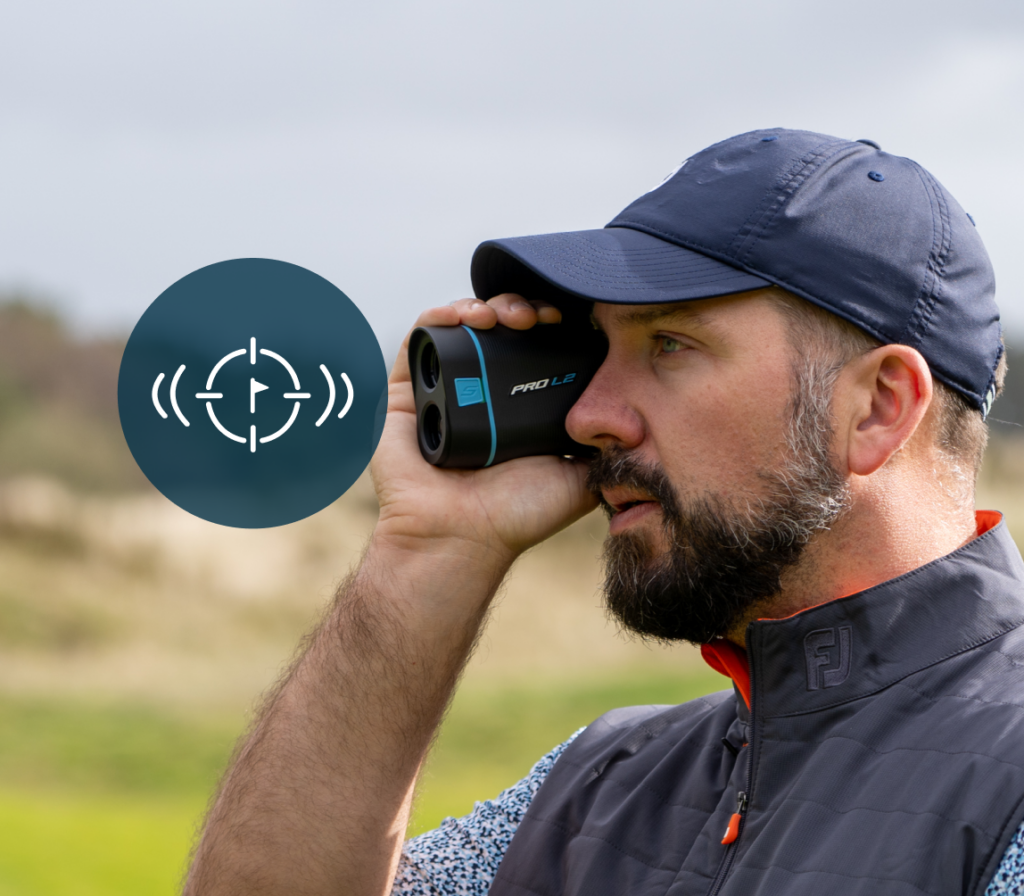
<box><xmin>370</xmin><ymin>521</ymin><xmax>517</xmax><ymax>579</ymax></box>
<box><xmin>355</xmin><ymin>526</ymin><xmax>515</xmax><ymax>625</ymax></box>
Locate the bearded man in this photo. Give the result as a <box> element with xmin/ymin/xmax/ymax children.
<box><xmin>185</xmin><ymin>129</ymin><xmax>1024</xmax><ymax>896</ymax></box>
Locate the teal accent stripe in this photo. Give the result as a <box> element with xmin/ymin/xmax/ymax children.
<box><xmin>461</xmin><ymin>326</ymin><xmax>497</xmax><ymax>466</ymax></box>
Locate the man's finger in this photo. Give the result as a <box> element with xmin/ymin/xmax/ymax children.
<box><xmin>393</xmin><ymin>292</ymin><xmax>563</xmax><ymax>385</ymax></box>
<box><xmin>443</xmin><ymin>298</ymin><xmax>499</xmax><ymax>329</ymax></box>
<box><xmin>486</xmin><ymin>293</ymin><xmax>563</xmax><ymax>330</ymax></box>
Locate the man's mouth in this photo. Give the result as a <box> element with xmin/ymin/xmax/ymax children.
<box><xmin>603</xmin><ymin>488</ymin><xmax>657</xmax><ymax>512</ymax></box>
<box><xmin>602</xmin><ymin>489</ymin><xmax>662</xmax><ymax>533</ymax></box>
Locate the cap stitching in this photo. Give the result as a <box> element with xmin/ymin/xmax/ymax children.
<box><xmin>725</xmin><ymin>148</ymin><xmax>825</xmax><ymax>262</ymax></box>
<box><xmin>900</xmin><ymin>163</ymin><xmax>952</xmax><ymax>351</ymax></box>
<box><xmin>521</xmin><ymin>245</ymin><xmax>767</xmax><ymax>287</ymax></box>
<box><xmin>729</xmin><ymin>141</ymin><xmax>854</xmax><ymax>267</ymax></box>
<box><xmin>893</xmin><ymin>165</ymin><xmax>989</xmax><ymax>409</ymax></box>
<box><xmin>539</xmin><ymin>255</ymin><xmax>761</xmax><ymax>285</ymax></box>
<box><xmin>475</xmin><ymin>240</ymin><xmax>766</xmax><ymax>299</ymax></box>
<box><xmin>479</xmin><ymin>235</ymin><xmax>770</xmax><ymax>291</ymax></box>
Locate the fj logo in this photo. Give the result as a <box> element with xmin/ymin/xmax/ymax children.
<box><xmin>804</xmin><ymin>626</ymin><xmax>852</xmax><ymax>690</ymax></box>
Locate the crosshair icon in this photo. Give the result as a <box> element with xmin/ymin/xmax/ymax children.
<box><xmin>119</xmin><ymin>258</ymin><xmax>387</xmax><ymax>528</ymax></box>
<box><xmin>150</xmin><ymin>336</ymin><xmax>355</xmax><ymax>452</ymax></box>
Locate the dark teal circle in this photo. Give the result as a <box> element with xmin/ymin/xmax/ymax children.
<box><xmin>118</xmin><ymin>259</ymin><xmax>387</xmax><ymax>528</ymax></box>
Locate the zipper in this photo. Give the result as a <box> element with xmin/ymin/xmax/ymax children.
<box><xmin>707</xmin><ymin>692</ymin><xmax>759</xmax><ymax>895</ymax></box>
<box><xmin>707</xmin><ymin>749</ymin><xmax>754</xmax><ymax>896</ymax></box>
<box><xmin>720</xmin><ymin>791</ymin><xmax>748</xmax><ymax>845</ymax></box>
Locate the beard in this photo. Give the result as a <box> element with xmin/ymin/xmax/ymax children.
<box><xmin>587</xmin><ymin>358</ymin><xmax>851</xmax><ymax>645</ymax></box>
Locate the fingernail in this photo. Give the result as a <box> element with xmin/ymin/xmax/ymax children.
<box><xmin>511</xmin><ymin>302</ymin><xmax>531</xmax><ymax>313</ymax></box>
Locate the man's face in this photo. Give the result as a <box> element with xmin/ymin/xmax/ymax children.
<box><xmin>564</xmin><ymin>290</ymin><xmax>850</xmax><ymax>644</ymax></box>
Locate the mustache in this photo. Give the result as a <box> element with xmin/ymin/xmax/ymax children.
<box><xmin>585</xmin><ymin>447</ymin><xmax>678</xmax><ymax>519</ymax></box>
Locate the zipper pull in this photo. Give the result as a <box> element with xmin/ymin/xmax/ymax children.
<box><xmin>721</xmin><ymin>792</ymin><xmax>748</xmax><ymax>845</ymax></box>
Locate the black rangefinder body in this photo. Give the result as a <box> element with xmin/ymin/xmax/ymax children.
<box><xmin>409</xmin><ymin>323</ymin><xmax>607</xmax><ymax>467</ymax></box>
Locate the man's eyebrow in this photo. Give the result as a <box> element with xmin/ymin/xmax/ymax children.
<box><xmin>591</xmin><ymin>303</ymin><xmax>715</xmax><ymax>332</ymax></box>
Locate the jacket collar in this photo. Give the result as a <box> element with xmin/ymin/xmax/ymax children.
<box><xmin>705</xmin><ymin>513</ymin><xmax>1024</xmax><ymax>718</ymax></box>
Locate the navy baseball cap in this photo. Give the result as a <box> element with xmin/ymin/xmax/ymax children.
<box><xmin>471</xmin><ymin>128</ymin><xmax>1002</xmax><ymax>415</ymax></box>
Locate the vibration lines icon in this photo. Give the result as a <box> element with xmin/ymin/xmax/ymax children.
<box><xmin>150</xmin><ymin>337</ymin><xmax>355</xmax><ymax>453</ymax></box>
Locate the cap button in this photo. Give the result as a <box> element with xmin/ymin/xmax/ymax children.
<box><xmin>856</xmin><ymin>139</ymin><xmax>882</xmax><ymax>150</ymax></box>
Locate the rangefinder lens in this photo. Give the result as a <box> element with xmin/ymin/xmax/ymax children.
<box><xmin>420</xmin><ymin>342</ymin><xmax>440</xmax><ymax>390</ymax></box>
<box><xmin>409</xmin><ymin>321</ymin><xmax>606</xmax><ymax>468</ymax></box>
<box><xmin>422</xmin><ymin>403</ymin><xmax>444</xmax><ymax>452</ymax></box>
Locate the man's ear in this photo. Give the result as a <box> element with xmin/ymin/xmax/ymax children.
<box><xmin>838</xmin><ymin>345</ymin><xmax>934</xmax><ymax>477</ymax></box>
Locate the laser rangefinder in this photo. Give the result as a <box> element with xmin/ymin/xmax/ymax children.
<box><xmin>409</xmin><ymin>322</ymin><xmax>607</xmax><ymax>467</ymax></box>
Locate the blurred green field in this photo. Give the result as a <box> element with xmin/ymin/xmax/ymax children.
<box><xmin>0</xmin><ymin>696</ymin><xmax>233</xmax><ymax>895</ymax></box>
<box><xmin>0</xmin><ymin>791</ymin><xmax>201</xmax><ymax>896</ymax></box>
<box><xmin>0</xmin><ymin>669</ymin><xmax>727</xmax><ymax>895</ymax></box>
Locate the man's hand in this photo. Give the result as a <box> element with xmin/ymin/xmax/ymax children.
<box><xmin>183</xmin><ymin>294</ymin><xmax>598</xmax><ymax>896</ymax></box>
<box><xmin>374</xmin><ymin>293</ymin><xmax>597</xmax><ymax>565</ymax></box>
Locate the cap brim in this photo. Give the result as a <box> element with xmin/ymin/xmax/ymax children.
<box><xmin>471</xmin><ymin>226</ymin><xmax>771</xmax><ymax>306</ymax></box>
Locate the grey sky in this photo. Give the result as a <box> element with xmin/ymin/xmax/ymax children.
<box><xmin>2</xmin><ymin>0</ymin><xmax>1022</xmax><ymax>358</ymax></box>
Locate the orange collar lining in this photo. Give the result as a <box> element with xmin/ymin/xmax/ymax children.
<box><xmin>701</xmin><ymin>640</ymin><xmax>752</xmax><ymax>710</ymax></box>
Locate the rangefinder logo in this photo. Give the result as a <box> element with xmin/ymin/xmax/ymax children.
<box><xmin>509</xmin><ymin>373</ymin><xmax>576</xmax><ymax>396</ymax></box>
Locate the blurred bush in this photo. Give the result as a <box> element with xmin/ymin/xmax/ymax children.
<box><xmin>0</xmin><ymin>297</ymin><xmax>147</xmax><ymax>492</ymax></box>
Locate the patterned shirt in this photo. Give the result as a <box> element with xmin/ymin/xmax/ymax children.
<box><xmin>391</xmin><ymin>730</ymin><xmax>1024</xmax><ymax>896</ymax></box>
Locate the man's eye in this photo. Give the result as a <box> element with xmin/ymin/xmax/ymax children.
<box><xmin>659</xmin><ymin>336</ymin><xmax>684</xmax><ymax>353</ymax></box>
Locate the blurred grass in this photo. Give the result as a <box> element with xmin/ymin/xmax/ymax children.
<box><xmin>0</xmin><ymin>791</ymin><xmax>202</xmax><ymax>896</ymax></box>
<box><xmin>0</xmin><ymin>669</ymin><xmax>728</xmax><ymax>895</ymax></box>
<box><xmin>0</xmin><ymin>697</ymin><xmax>240</xmax><ymax>796</ymax></box>
<box><xmin>0</xmin><ymin>589</ymin><xmax>122</xmax><ymax>652</ymax></box>
<box><xmin>0</xmin><ymin>696</ymin><xmax>239</xmax><ymax>894</ymax></box>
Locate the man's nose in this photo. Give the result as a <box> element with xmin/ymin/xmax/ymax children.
<box><xmin>565</xmin><ymin>359</ymin><xmax>645</xmax><ymax>450</ymax></box>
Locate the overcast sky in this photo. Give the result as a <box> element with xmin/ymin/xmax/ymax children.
<box><xmin>2</xmin><ymin>0</ymin><xmax>1022</xmax><ymax>358</ymax></box>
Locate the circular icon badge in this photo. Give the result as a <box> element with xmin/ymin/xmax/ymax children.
<box><xmin>118</xmin><ymin>259</ymin><xmax>387</xmax><ymax>528</ymax></box>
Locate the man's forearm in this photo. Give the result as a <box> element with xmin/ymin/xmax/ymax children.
<box><xmin>184</xmin><ymin>534</ymin><xmax>511</xmax><ymax>896</ymax></box>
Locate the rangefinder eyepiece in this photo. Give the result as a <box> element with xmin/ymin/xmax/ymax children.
<box><xmin>410</xmin><ymin>322</ymin><xmax>607</xmax><ymax>468</ymax></box>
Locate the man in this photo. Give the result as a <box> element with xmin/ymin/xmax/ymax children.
<box><xmin>185</xmin><ymin>129</ymin><xmax>1024</xmax><ymax>896</ymax></box>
